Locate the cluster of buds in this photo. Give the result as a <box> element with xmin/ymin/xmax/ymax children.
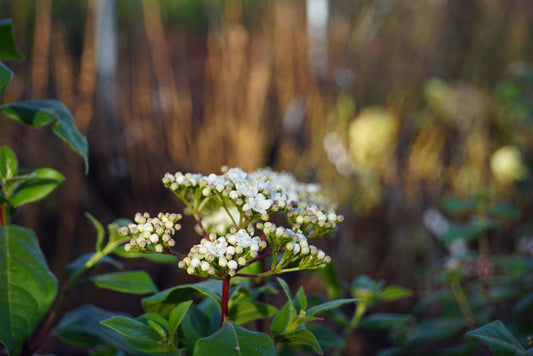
<box><xmin>120</xmin><ymin>212</ymin><xmax>182</xmax><ymax>253</ymax></box>
<box><xmin>178</xmin><ymin>228</ymin><xmax>267</xmax><ymax>278</ymax></box>
<box><xmin>127</xmin><ymin>167</ymin><xmax>343</xmax><ymax>279</ymax></box>
<box><xmin>258</xmin><ymin>222</ymin><xmax>331</xmax><ymax>270</ymax></box>
<box><xmin>287</xmin><ymin>203</ymin><xmax>344</xmax><ymax>239</ymax></box>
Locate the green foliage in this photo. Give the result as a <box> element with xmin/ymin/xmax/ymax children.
<box><xmin>91</xmin><ymin>271</ymin><xmax>158</xmax><ymax>295</ymax></box>
<box><xmin>0</xmin><ymin>100</ymin><xmax>89</xmax><ymax>172</ymax></box>
<box><xmin>0</xmin><ymin>19</ymin><xmax>24</xmax><ymax>60</ymax></box>
<box><xmin>0</xmin><ymin>226</ymin><xmax>57</xmax><ymax>356</ymax></box>
<box><xmin>465</xmin><ymin>321</ymin><xmax>529</xmax><ymax>356</ymax></box>
<box><xmin>193</xmin><ymin>322</ymin><xmax>276</xmax><ymax>356</ymax></box>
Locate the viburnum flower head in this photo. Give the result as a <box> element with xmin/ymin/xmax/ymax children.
<box><xmin>127</xmin><ymin>166</ymin><xmax>343</xmax><ymax>279</ymax></box>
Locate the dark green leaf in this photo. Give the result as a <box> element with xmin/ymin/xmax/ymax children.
<box><xmin>9</xmin><ymin>168</ymin><xmax>65</xmax><ymax>207</ymax></box>
<box><xmin>406</xmin><ymin>318</ymin><xmax>468</xmax><ymax>347</ymax></box>
<box><xmin>442</xmin><ymin>223</ymin><xmax>484</xmax><ymax>244</ymax></box>
<box><xmin>228</xmin><ymin>301</ymin><xmax>278</xmax><ymax>325</ymax></box>
<box><xmin>91</xmin><ymin>271</ymin><xmax>158</xmax><ymax>295</ymax></box>
<box><xmin>307</xmin><ymin>298</ymin><xmax>356</xmax><ymax>316</ymax></box>
<box><xmin>85</xmin><ymin>212</ymin><xmax>105</xmax><ymax>252</ymax></box>
<box><xmin>489</xmin><ymin>203</ymin><xmax>520</xmax><ymax>219</ymax></box>
<box><xmin>0</xmin><ymin>100</ymin><xmax>88</xmax><ymax>172</ymax></box>
<box><xmin>274</xmin><ymin>328</ymin><xmax>323</xmax><ymax>355</ymax></box>
<box><xmin>67</xmin><ymin>252</ymin><xmax>122</xmax><ymax>276</ymax></box>
<box><xmin>0</xmin><ymin>61</ymin><xmax>12</xmax><ymax>93</ymax></box>
<box><xmin>0</xmin><ymin>19</ymin><xmax>24</xmax><ymax>60</ymax></box>
<box><xmin>179</xmin><ymin>304</ymin><xmax>214</xmax><ymax>351</ymax></box>
<box><xmin>138</xmin><ymin>313</ymin><xmax>168</xmax><ymax>330</ymax></box>
<box><xmin>307</xmin><ymin>324</ymin><xmax>344</xmax><ymax>353</ymax></box>
<box><xmin>0</xmin><ymin>145</ymin><xmax>17</xmax><ymax>180</ymax></box>
<box><xmin>378</xmin><ymin>286</ymin><xmax>412</xmax><ymax>302</ymax></box>
<box><xmin>277</xmin><ymin>278</ymin><xmax>294</xmax><ymax>305</ymax></box>
<box><xmin>514</xmin><ymin>293</ymin><xmax>533</xmax><ymax>316</ymax></box>
<box><xmin>168</xmin><ymin>301</ymin><xmax>193</xmax><ymax>344</ymax></box>
<box><xmin>53</xmin><ymin>304</ymin><xmax>149</xmax><ymax>355</ymax></box>
<box><xmin>194</xmin><ymin>322</ymin><xmax>276</xmax><ymax>356</ymax></box>
<box><xmin>314</xmin><ymin>263</ymin><xmax>343</xmax><ymax>299</ymax></box>
<box><xmin>147</xmin><ymin>320</ymin><xmax>167</xmax><ymax>341</ymax></box>
<box><xmin>0</xmin><ymin>226</ymin><xmax>57</xmax><ymax>356</ymax></box>
<box><xmin>359</xmin><ymin>314</ymin><xmax>414</xmax><ymax>330</ymax></box>
<box><xmin>465</xmin><ymin>320</ymin><xmax>526</xmax><ymax>356</ymax></box>
<box><xmin>142</xmin><ymin>280</ymin><xmax>221</xmax><ymax>317</ymax></box>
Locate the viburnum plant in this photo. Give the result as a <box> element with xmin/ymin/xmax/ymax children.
<box><xmin>102</xmin><ymin>167</ymin><xmax>355</xmax><ymax>355</ymax></box>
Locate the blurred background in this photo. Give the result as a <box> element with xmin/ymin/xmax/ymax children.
<box><xmin>1</xmin><ymin>0</ymin><xmax>533</xmax><ymax>354</ymax></box>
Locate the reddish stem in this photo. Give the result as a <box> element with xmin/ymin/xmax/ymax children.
<box><xmin>167</xmin><ymin>250</ymin><xmax>187</xmax><ymax>259</ymax></box>
<box><xmin>193</xmin><ymin>212</ymin><xmax>209</xmax><ymax>239</ymax></box>
<box><xmin>0</xmin><ymin>206</ymin><xmax>4</xmax><ymax>226</ymax></box>
<box><xmin>220</xmin><ymin>277</ymin><xmax>230</xmax><ymax>326</ymax></box>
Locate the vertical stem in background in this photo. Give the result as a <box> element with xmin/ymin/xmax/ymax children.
<box><xmin>450</xmin><ymin>279</ymin><xmax>476</xmax><ymax>327</ymax></box>
<box><xmin>0</xmin><ymin>205</ymin><xmax>5</xmax><ymax>226</ymax></box>
<box><xmin>221</xmin><ymin>277</ymin><xmax>231</xmax><ymax>326</ymax></box>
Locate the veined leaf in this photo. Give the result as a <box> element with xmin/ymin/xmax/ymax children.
<box><xmin>168</xmin><ymin>301</ymin><xmax>193</xmax><ymax>345</ymax></box>
<box><xmin>229</xmin><ymin>301</ymin><xmax>278</xmax><ymax>325</ymax></box>
<box><xmin>194</xmin><ymin>322</ymin><xmax>276</xmax><ymax>356</ymax></box>
<box><xmin>0</xmin><ymin>145</ymin><xmax>17</xmax><ymax>180</ymax></box>
<box><xmin>0</xmin><ymin>100</ymin><xmax>88</xmax><ymax>172</ymax></box>
<box><xmin>9</xmin><ymin>168</ymin><xmax>65</xmax><ymax>207</ymax></box>
<box><xmin>465</xmin><ymin>320</ymin><xmax>526</xmax><ymax>356</ymax></box>
<box><xmin>274</xmin><ymin>328</ymin><xmax>323</xmax><ymax>355</ymax></box>
<box><xmin>0</xmin><ymin>226</ymin><xmax>57</xmax><ymax>356</ymax></box>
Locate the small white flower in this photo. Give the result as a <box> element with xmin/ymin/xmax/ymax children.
<box><xmin>191</xmin><ymin>257</ymin><xmax>201</xmax><ymax>267</ymax></box>
<box><xmin>227</xmin><ymin>260</ymin><xmax>238</xmax><ymax>270</ymax></box>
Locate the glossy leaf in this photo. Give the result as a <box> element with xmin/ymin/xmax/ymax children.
<box><xmin>359</xmin><ymin>314</ymin><xmax>414</xmax><ymax>330</ymax></box>
<box><xmin>0</xmin><ymin>100</ymin><xmax>88</xmax><ymax>172</ymax></box>
<box><xmin>85</xmin><ymin>212</ymin><xmax>105</xmax><ymax>252</ymax></box>
<box><xmin>0</xmin><ymin>19</ymin><xmax>24</xmax><ymax>60</ymax></box>
<box><xmin>228</xmin><ymin>301</ymin><xmax>278</xmax><ymax>325</ymax></box>
<box><xmin>194</xmin><ymin>322</ymin><xmax>276</xmax><ymax>356</ymax></box>
<box><xmin>0</xmin><ymin>226</ymin><xmax>57</xmax><ymax>356</ymax></box>
<box><xmin>0</xmin><ymin>61</ymin><xmax>12</xmax><ymax>94</ymax></box>
<box><xmin>307</xmin><ymin>298</ymin><xmax>356</xmax><ymax>316</ymax></box>
<box><xmin>465</xmin><ymin>320</ymin><xmax>526</xmax><ymax>356</ymax></box>
<box><xmin>101</xmin><ymin>316</ymin><xmax>171</xmax><ymax>353</ymax></box>
<box><xmin>307</xmin><ymin>324</ymin><xmax>344</xmax><ymax>353</ymax></box>
<box><xmin>179</xmin><ymin>304</ymin><xmax>215</xmax><ymax>351</ymax></box>
<box><xmin>91</xmin><ymin>271</ymin><xmax>158</xmax><ymax>295</ymax></box>
<box><xmin>168</xmin><ymin>300</ymin><xmax>192</xmax><ymax>344</ymax></box>
<box><xmin>377</xmin><ymin>286</ymin><xmax>412</xmax><ymax>302</ymax></box>
<box><xmin>142</xmin><ymin>280</ymin><xmax>221</xmax><ymax>317</ymax></box>
<box><xmin>294</xmin><ymin>287</ymin><xmax>307</xmax><ymax>311</ymax></box>
<box><xmin>53</xmin><ymin>304</ymin><xmax>148</xmax><ymax>355</ymax></box>
<box><xmin>274</xmin><ymin>328</ymin><xmax>323</xmax><ymax>355</ymax></box>
<box><xmin>271</xmin><ymin>301</ymin><xmax>296</xmax><ymax>334</ymax></box>
<box><xmin>67</xmin><ymin>252</ymin><xmax>122</xmax><ymax>276</ymax></box>
<box><xmin>9</xmin><ymin>168</ymin><xmax>65</xmax><ymax>207</ymax></box>
<box><xmin>0</xmin><ymin>145</ymin><xmax>17</xmax><ymax>180</ymax></box>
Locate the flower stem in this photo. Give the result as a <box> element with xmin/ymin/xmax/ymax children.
<box><xmin>167</xmin><ymin>250</ymin><xmax>187</xmax><ymax>259</ymax></box>
<box><xmin>236</xmin><ymin>250</ymin><xmax>272</xmax><ymax>271</ymax></box>
<box><xmin>0</xmin><ymin>205</ymin><xmax>8</xmax><ymax>226</ymax></box>
<box><xmin>221</xmin><ymin>277</ymin><xmax>231</xmax><ymax>326</ymax></box>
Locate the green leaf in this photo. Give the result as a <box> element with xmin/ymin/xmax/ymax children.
<box><xmin>359</xmin><ymin>314</ymin><xmax>414</xmax><ymax>330</ymax></box>
<box><xmin>0</xmin><ymin>61</ymin><xmax>12</xmax><ymax>93</ymax></box>
<box><xmin>377</xmin><ymin>286</ymin><xmax>412</xmax><ymax>302</ymax></box>
<box><xmin>0</xmin><ymin>19</ymin><xmax>24</xmax><ymax>60</ymax></box>
<box><xmin>101</xmin><ymin>316</ymin><xmax>160</xmax><ymax>341</ymax></box>
<box><xmin>277</xmin><ymin>278</ymin><xmax>294</xmax><ymax>306</ymax></box>
<box><xmin>53</xmin><ymin>304</ymin><xmax>150</xmax><ymax>355</ymax></box>
<box><xmin>514</xmin><ymin>293</ymin><xmax>533</xmax><ymax>316</ymax></box>
<box><xmin>0</xmin><ymin>100</ymin><xmax>88</xmax><ymax>172</ymax></box>
<box><xmin>67</xmin><ymin>252</ymin><xmax>122</xmax><ymax>276</ymax></box>
<box><xmin>442</xmin><ymin>198</ymin><xmax>476</xmax><ymax>215</ymax></box>
<box><xmin>465</xmin><ymin>320</ymin><xmax>526</xmax><ymax>356</ymax></box>
<box><xmin>271</xmin><ymin>301</ymin><xmax>295</xmax><ymax>334</ymax></box>
<box><xmin>0</xmin><ymin>145</ymin><xmax>17</xmax><ymax>180</ymax></box>
<box><xmin>168</xmin><ymin>301</ymin><xmax>193</xmax><ymax>345</ymax></box>
<box><xmin>179</xmin><ymin>304</ymin><xmax>215</xmax><ymax>351</ymax></box>
<box><xmin>85</xmin><ymin>212</ymin><xmax>105</xmax><ymax>252</ymax></box>
<box><xmin>9</xmin><ymin>168</ymin><xmax>65</xmax><ymax>207</ymax></box>
<box><xmin>407</xmin><ymin>318</ymin><xmax>468</xmax><ymax>347</ymax></box>
<box><xmin>307</xmin><ymin>324</ymin><xmax>344</xmax><ymax>353</ymax></box>
<box><xmin>147</xmin><ymin>320</ymin><xmax>167</xmax><ymax>341</ymax></box>
<box><xmin>294</xmin><ymin>287</ymin><xmax>307</xmax><ymax>311</ymax></box>
<box><xmin>489</xmin><ymin>203</ymin><xmax>520</xmax><ymax>219</ymax></box>
<box><xmin>0</xmin><ymin>226</ymin><xmax>57</xmax><ymax>356</ymax></box>
<box><xmin>194</xmin><ymin>322</ymin><xmax>276</xmax><ymax>356</ymax></box>
<box><xmin>315</xmin><ymin>263</ymin><xmax>343</xmax><ymax>299</ymax></box>
<box><xmin>274</xmin><ymin>328</ymin><xmax>323</xmax><ymax>355</ymax></box>
<box><xmin>142</xmin><ymin>280</ymin><xmax>221</xmax><ymax>317</ymax></box>
<box><xmin>229</xmin><ymin>301</ymin><xmax>278</xmax><ymax>325</ymax></box>
<box><xmin>307</xmin><ymin>298</ymin><xmax>356</xmax><ymax>316</ymax></box>
<box><xmin>101</xmin><ymin>316</ymin><xmax>172</xmax><ymax>353</ymax></box>
<box><xmin>91</xmin><ymin>271</ymin><xmax>158</xmax><ymax>295</ymax></box>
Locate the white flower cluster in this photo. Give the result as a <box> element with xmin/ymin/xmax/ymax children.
<box><xmin>120</xmin><ymin>212</ymin><xmax>182</xmax><ymax>253</ymax></box>
<box><xmin>259</xmin><ymin>222</ymin><xmax>331</xmax><ymax>270</ymax></box>
<box><xmin>287</xmin><ymin>203</ymin><xmax>344</xmax><ymax>239</ymax></box>
<box><xmin>178</xmin><ymin>228</ymin><xmax>267</xmax><ymax>278</ymax></box>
